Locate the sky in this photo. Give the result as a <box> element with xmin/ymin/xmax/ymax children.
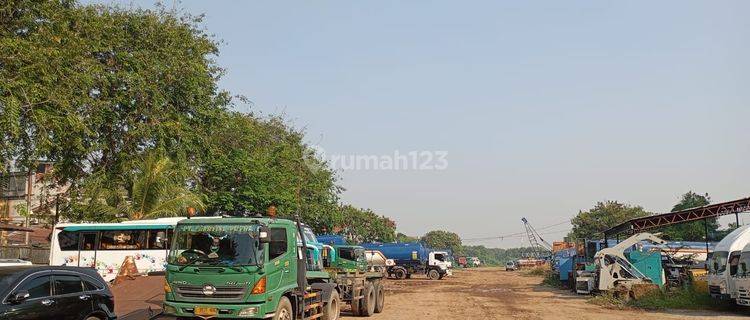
<box><xmin>91</xmin><ymin>0</ymin><xmax>750</xmax><ymax>247</ymax></box>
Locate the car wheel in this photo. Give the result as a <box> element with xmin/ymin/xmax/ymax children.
<box><xmin>274</xmin><ymin>296</ymin><xmax>293</xmax><ymax>320</ymax></box>
<box><xmin>322</xmin><ymin>290</ymin><xmax>341</xmax><ymax>320</ymax></box>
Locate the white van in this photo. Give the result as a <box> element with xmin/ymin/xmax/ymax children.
<box><xmin>708</xmin><ymin>225</ymin><xmax>750</xmax><ymax>300</ymax></box>
<box><xmin>734</xmin><ymin>242</ymin><xmax>750</xmax><ymax>306</ymax></box>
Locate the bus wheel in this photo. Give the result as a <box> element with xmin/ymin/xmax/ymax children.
<box><xmin>274</xmin><ymin>296</ymin><xmax>293</xmax><ymax>320</ymax></box>
<box><xmin>374</xmin><ymin>281</ymin><xmax>385</xmax><ymax>313</ymax></box>
<box><xmin>428</xmin><ymin>269</ymin><xmax>440</xmax><ymax>280</ymax></box>
<box><xmin>323</xmin><ymin>290</ymin><xmax>341</xmax><ymax>320</ymax></box>
<box><xmin>361</xmin><ymin>282</ymin><xmax>376</xmax><ymax>317</ymax></box>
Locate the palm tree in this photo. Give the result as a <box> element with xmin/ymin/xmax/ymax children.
<box><xmin>75</xmin><ymin>153</ymin><xmax>203</xmax><ymax>221</ymax></box>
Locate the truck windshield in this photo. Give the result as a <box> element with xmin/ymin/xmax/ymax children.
<box><xmin>709</xmin><ymin>251</ymin><xmax>729</xmax><ymax>274</ymax></box>
<box><xmin>739</xmin><ymin>252</ymin><xmax>750</xmax><ymax>276</ymax></box>
<box><xmin>302</xmin><ymin>227</ymin><xmax>318</xmax><ymax>244</ymax></box>
<box><xmin>168</xmin><ymin>224</ymin><xmax>260</xmax><ymax>267</ymax></box>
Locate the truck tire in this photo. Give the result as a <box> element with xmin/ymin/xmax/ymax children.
<box><xmin>274</xmin><ymin>296</ymin><xmax>293</xmax><ymax>320</ymax></box>
<box><xmin>360</xmin><ymin>282</ymin><xmax>376</xmax><ymax>317</ymax></box>
<box><xmin>428</xmin><ymin>269</ymin><xmax>440</xmax><ymax>280</ymax></box>
<box><xmin>322</xmin><ymin>289</ymin><xmax>341</xmax><ymax>320</ymax></box>
<box><xmin>374</xmin><ymin>281</ymin><xmax>385</xmax><ymax>313</ymax></box>
<box><xmin>351</xmin><ymin>287</ymin><xmax>362</xmax><ymax>316</ymax></box>
<box><xmin>394</xmin><ymin>268</ymin><xmax>406</xmax><ymax>280</ymax></box>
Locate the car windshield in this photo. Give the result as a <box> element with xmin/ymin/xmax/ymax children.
<box><xmin>168</xmin><ymin>224</ymin><xmax>261</xmax><ymax>267</ymax></box>
<box><xmin>709</xmin><ymin>251</ymin><xmax>729</xmax><ymax>274</ymax></box>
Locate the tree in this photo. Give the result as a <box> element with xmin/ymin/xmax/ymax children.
<box><xmin>68</xmin><ymin>153</ymin><xmax>203</xmax><ymax>222</ymax></box>
<box><xmin>336</xmin><ymin>205</ymin><xmax>396</xmax><ymax>243</ymax></box>
<box><xmin>421</xmin><ymin>230</ymin><xmax>462</xmax><ymax>252</ymax></box>
<box><xmin>1</xmin><ymin>0</ymin><xmax>226</xmax><ymax>187</ymax></box>
<box><xmin>395</xmin><ymin>233</ymin><xmax>418</xmax><ymax>243</ymax></box>
<box><xmin>196</xmin><ymin>112</ymin><xmax>342</xmax><ymax>231</ymax></box>
<box><xmin>568</xmin><ymin>201</ymin><xmax>651</xmax><ymax>240</ymax></box>
<box><xmin>660</xmin><ymin>192</ymin><xmax>715</xmax><ymax>241</ymax></box>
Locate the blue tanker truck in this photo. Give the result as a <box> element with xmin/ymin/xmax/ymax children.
<box><xmin>361</xmin><ymin>242</ymin><xmax>452</xmax><ymax>280</ymax></box>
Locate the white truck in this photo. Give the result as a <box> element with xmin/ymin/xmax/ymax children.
<box><xmin>734</xmin><ymin>242</ymin><xmax>750</xmax><ymax>306</ymax></box>
<box><xmin>708</xmin><ymin>225</ymin><xmax>750</xmax><ymax>300</ymax></box>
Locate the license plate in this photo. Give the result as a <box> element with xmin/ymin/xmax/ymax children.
<box><xmin>194</xmin><ymin>306</ymin><xmax>218</xmax><ymax>317</ymax></box>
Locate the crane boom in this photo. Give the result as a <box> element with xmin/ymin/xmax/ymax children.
<box><xmin>522</xmin><ymin>217</ymin><xmax>553</xmax><ymax>258</ymax></box>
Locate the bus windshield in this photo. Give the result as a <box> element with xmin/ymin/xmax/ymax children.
<box><xmin>168</xmin><ymin>224</ymin><xmax>261</xmax><ymax>267</ymax></box>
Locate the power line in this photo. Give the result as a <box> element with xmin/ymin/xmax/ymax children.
<box><xmin>462</xmin><ymin>219</ymin><xmax>571</xmax><ymax>242</ymax></box>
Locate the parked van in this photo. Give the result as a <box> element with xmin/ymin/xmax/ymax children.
<box><xmin>708</xmin><ymin>225</ymin><xmax>750</xmax><ymax>300</ymax></box>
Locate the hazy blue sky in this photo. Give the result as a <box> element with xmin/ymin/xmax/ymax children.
<box><xmin>93</xmin><ymin>0</ymin><xmax>749</xmax><ymax>247</ymax></box>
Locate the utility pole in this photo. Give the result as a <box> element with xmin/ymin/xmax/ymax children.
<box><xmin>24</xmin><ymin>169</ymin><xmax>32</xmax><ymax>245</ymax></box>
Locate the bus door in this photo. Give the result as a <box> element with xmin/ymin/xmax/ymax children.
<box><xmin>77</xmin><ymin>231</ymin><xmax>99</xmax><ymax>268</ymax></box>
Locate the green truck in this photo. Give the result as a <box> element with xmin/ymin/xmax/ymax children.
<box><xmin>162</xmin><ymin>216</ymin><xmax>384</xmax><ymax>320</ymax></box>
<box><xmin>322</xmin><ymin>245</ymin><xmax>386</xmax><ymax>316</ymax></box>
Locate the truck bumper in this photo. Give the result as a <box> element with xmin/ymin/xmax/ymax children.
<box><xmin>444</xmin><ymin>269</ymin><xmax>453</xmax><ymax>277</ymax></box>
<box><xmin>162</xmin><ymin>300</ymin><xmax>275</xmax><ymax>319</ymax></box>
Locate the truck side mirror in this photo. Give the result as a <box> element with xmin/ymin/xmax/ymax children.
<box><xmin>11</xmin><ymin>291</ymin><xmax>29</xmax><ymax>303</ymax></box>
<box><xmin>258</xmin><ymin>226</ymin><xmax>271</xmax><ymax>244</ymax></box>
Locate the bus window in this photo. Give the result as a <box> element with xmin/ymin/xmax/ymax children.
<box><xmin>147</xmin><ymin>230</ymin><xmax>169</xmax><ymax>249</ymax></box>
<box><xmin>99</xmin><ymin>230</ymin><xmax>146</xmax><ymax>250</ymax></box>
<box><xmin>81</xmin><ymin>232</ymin><xmax>98</xmax><ymax>251</ymax></box>
<box><xmin>58</xmin><ymin>231</ymin><xmax>79</xmax><ymax>251</ymax></box>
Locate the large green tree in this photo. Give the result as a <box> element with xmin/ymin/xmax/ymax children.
<box><xmin>197</xmin><ymin>112</ymin><xmax>341</xmax><ymax>231</ymax></box>
<box><xmin>659</xmin><ymin>192</ymin><xmax>716</xmax><ymax>241</ymax></box>
<box><xmin>421</xmin><ymin>230</ymin><xmax>462</xmax><ymax>252</ymax></box>
<box><xmin>568</xmin><ymin>201</ymin><xmax>651</xmax><ymax>240</ymax></box>
<box><xmin>1</xmin><ymin>0</ymin><xmax>226</xmax><ymax>184</ymax></box>
<box><xmin>336</xmin><ymin>205</ymin><xmax>396</xmax><ymax>243</ymax></box>
<box><xmin>0</xmin><ymin>1</ymin><xmax>395</xmax><ymax>243</ymax></box>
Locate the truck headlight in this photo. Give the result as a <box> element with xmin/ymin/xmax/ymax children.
<box><xmin>163</xmin><ymin>304</ymin><xmax>177</xmax><ymax>315</ymax></box>
<box><xmin>239</xmin><ymin>307</ymin><xmax>259</xmax><ymax>317</ymax></box>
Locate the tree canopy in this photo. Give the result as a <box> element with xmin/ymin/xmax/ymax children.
<box><xmin>0</xmin><ymin>1</ymin><xmax>396</xmax><ymax>240</ymax></box>
<box><xmin>659</xmin><ymin>192</ymin><xmax>716</xmax><ymax>241</ymax></box>
<box><xmin>421</xmin><ymin>230</ymin><xmax>462</xmax><ymax>252</ymax></box>
<box><xmin>567</xmin><ymin>201</ymin><xmax>651</xmax><ymax>240</ymax></box>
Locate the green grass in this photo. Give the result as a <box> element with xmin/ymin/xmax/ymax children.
<box><xmin>523</xmin><ymin>267</ymin><xmax>547</xmax><ymax>276</ymax></box>
<box><xmin>541</xmin><ymin>270</ymin><xmax>564</xmax><ymax>288</ymax></box>
<box><xmin>590</xmin><ymin>286</ymin><xmax>735</xmax><ymax>311</ymax></box>
<box><xmin>629</xmin><ymin>287</ymin><xmax>732</xmax><ymax>311</ymax></box>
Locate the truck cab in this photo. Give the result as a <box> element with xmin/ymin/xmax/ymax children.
<box><xmin>162</xmin><ymin>217</ymin><xmax>336</xmax><ymax>320</ymax></box>
<box><xmin>734</xmin><ymin>242</ymin><xmax>750</xmax><ymax>306</ymax></box>
<box><xmin>708</xmin><ymin>225</ymin><xmax>750</xmax><ymax>300</ymax></box>
<box><xmin>429</xmin><ymin>251</ymin><xmax>453</xmax><ymax>278</ymax></box>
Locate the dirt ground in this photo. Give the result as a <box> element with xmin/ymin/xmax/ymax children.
<box><xmin>113</xmin><ymin>268</ymin><xmax>748</xmax><ymax>319</ymax></box>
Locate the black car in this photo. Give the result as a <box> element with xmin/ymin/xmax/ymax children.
<box><xmin>0</xmin><ymin>266</ymin><xmax>117</xmax><ymax>320</ymax></box>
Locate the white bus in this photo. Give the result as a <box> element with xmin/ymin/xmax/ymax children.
<box><xmin>49</xmin><ymin>217</ymin><xmax>187</xmax><ymax>282</ymax></box>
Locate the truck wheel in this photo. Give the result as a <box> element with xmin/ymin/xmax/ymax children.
<box><xmin>361</xmin><ymin>283</ymin><xmax>376</xmax><ymax>317</ymax></box>
<box><xmin>351</xmin><ymin>287</ymin><xmax>362</xmax><ymax>316</ymax></box>
<box><xmin>394</xmin><ymin>268</ymin><xmax>406</xmax><ymax>280</ymax></box>
<box><xmin>428</xmin><ymin>269</ymin><xmax>440</xmax><ymax>280</ymax></box>
<box><xmin>322</xmin><ymin>290</ymin><xmax>341</xmax><ymax>320</ymax></box>
<box><xmin>374</xmin><ymin>282</ymin><xmax>385</xmax><ymax>313</ymax></box>
<box><xmin>274</xmin><ymin>296</ymin><xmax>293</xmax><ymax>320</ymax></box>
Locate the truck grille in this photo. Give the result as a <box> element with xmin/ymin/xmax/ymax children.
<box><xmin>709</xmin><ymin>285</ymin><xmax>722</xmax><ymax>295</ymax></box>
<box><xmin>738</xmin><ymin>288</ymin><xmax>750</xmax><ymax>299</ymax></box>
<box><xmin>175</xmin><ymin>285</ymin><xmax>247</xmax><ymax>300</ymax></box>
